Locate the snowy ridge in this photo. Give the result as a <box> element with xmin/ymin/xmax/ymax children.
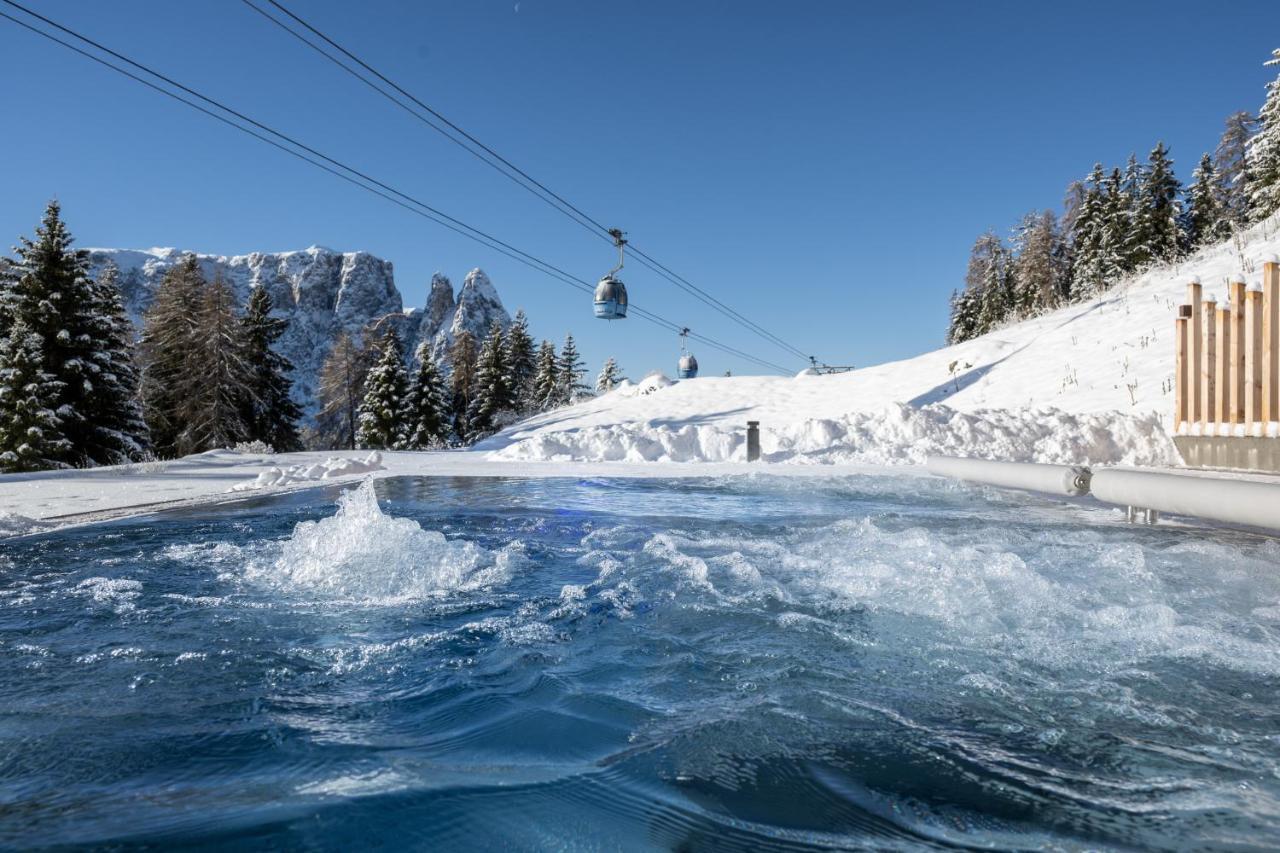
<box><xmin>483</xmin><ymin>214</ymin><xmax>1280</xmax><ymax>466</ymax></box>
<box><xmin>84</xmin><ymin>247</ymin><xmax>511</xmax><ymax>419</ymax></box>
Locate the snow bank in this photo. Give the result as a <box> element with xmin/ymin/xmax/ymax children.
<box><xmin>483</xmin><ymin>213</ymin><xmax>1280</xmax><ymax>468</ymax></box>
<box><xmin>229</xmin><ymin>451</ymin><xmax>385</xmax><ymax>492</ymax></box>
<box><xmin>488</xmin><ymin>404</ymin><xmax>1177</xmax><ymax>467</ymax></box>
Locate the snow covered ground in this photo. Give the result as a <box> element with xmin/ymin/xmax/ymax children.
<box><xmin>482</xmin><ymin>213</ymin><xmax>1280</xmax><ymax>466</ymax></box>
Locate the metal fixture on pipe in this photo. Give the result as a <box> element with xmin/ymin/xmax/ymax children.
<box><xmin>926</xmin><ymin>456</ymin><xmax>1092</xmax><ymax>497</ymax></box>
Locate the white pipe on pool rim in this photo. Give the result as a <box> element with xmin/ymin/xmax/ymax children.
<box><xmin>1090</xmin><ymin>469</ymin><xmax>1280</xmax><ymax>532</ymax></box>
<box><xmin>926</xmin><ymin>456</ymin><xmax>1092</xmax><ymax>497</ymax></box>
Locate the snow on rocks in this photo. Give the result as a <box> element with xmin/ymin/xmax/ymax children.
<box><xmin>229</xmin><ymin>451</ymin><xmax>385</xmax><ymax>492</ymax></box>
<box><xmin>487</xmin><ymin>405</ymin><xmax>1177</xmax><ymax>467</ymax></box>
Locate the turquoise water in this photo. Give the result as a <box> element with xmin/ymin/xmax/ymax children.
<box><xmin>2</xmin><ymin>474</ymin><xmax>1280</xmax><ymax>850</ymax></box>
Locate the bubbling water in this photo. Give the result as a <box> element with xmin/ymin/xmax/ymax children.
<box><xmin>243</xmin><ymin>479</ymin><xmax>518</xmax><ymax>604</ymax></box>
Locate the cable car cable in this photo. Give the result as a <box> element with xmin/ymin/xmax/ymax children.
<box><xmin>241</xmin><ymin>0</ymin><xmax>814</xmax><ymax>365</ymax></box>
<box><xmin>0</xmin><ymin>1</ymin><xmax>793</xmax><ymax>375</ymax></box>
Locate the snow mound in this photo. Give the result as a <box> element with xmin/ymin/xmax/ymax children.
<box><xmin>614</xmin><ymin>371</ymin><xmax>674</xmax><ymax>398</ymax></box>
<box><xmin>488</xmin><ymin>405</ymin><xmax>1177</xmax><ymax>467</ymax></box>
<box><xmin>244</xmin><ymin>480</ymin><xmax>516</xmax><ymax>603</ymax></box>
<box><xmin>229</xmin><ymin>451</ymin><xmax>385</xmax><ymax>492</ymax></box>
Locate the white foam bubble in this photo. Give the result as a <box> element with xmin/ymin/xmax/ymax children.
<box><xmin>245</xmin><ymin>480</ymin><xmax>517</xmax><ymax>604</ymax></box>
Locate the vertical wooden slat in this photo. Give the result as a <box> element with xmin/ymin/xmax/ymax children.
<box><xmin>1202</xmin><ymin>298</ymin><xmax>1217</xmax><ymax>431</ymax></box>
<box><xmin>1187</xmin><ymin>281</ymin><xmax>1203</xmax><ymax>424</ymax></box>
<box><xmin>1216</xmin><ymin>306</ymin><xmax>1232</xmax><ymax>427</ymax></box>
<box><xmin>1230</xmin><ymin>279</ymin><xmax>1247</xmax><ymax>424</ymax></box>
<box><xmin>1175</xmin><ymin>313</ymin><xmax>1189</xmax><ymax>429</ymax></box>
<box><xmin>1265</xmin><ymin>260</ymin><xmax>1280</xmax><ymax>424</ymax></box>
<box><xmin>1246</xmin><ymin>289</ymin><xmax>1263</xmax><ymax>432</ymax></box>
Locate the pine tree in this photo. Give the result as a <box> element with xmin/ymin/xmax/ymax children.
<box><xmin>1134</xmin><ymin>142</ymin><xmax>1182</xmax><ymax>265</ymax></box>
<box><xmin>447</xmin><ymin>329</ymin><xmax>479</xmax><ymax>441</ymax></box>
<box><xmin>531</xmin><ymin>339</ymin><xmax>559</xmax><ymax>410</ymax></box>
<box><xmin>0</xmin><ymin>201</ymin><xmax>107</xmax><ymax>467</ymax></box>
<box><xmin>1215</xmin><ymin>110</ymin><xmax>1258</xmax><ymax>228</ymax></box>
<box><xmin>1183</xmin><ymin>153</ymin><xmax>1230</xmax><ymax>251</ymax></box>
<box><xmin>504</xmin><ymin>309</ymin><xmax>536</xmax><ymax>413</ymax></box>
<box><xmin>239</xmin><ymin>287</ymin><xmax>302</xmax><ymax>452</ymax></box>
<box><xmin>1248</xmin><ymin>48</ymin><xmax>1280</xmax><ymax>221</ymax></box>
<box><xmin>403</xmin><ymin>342</ymin><xmax>449</xmax><ymax>448</ymax></box>
<box><xmin>1094</xmin><ymin>168</ymin><xmax>1128</xmax><ymax>292</ymax></box>
<box><xmin>945</xmin><ymin>286</ymin><xmax>981</xmax><ymax>345</ymax></box>
<box><xmin>81</xmin><ymin>263</ymin><xmax>149</xmax><ymax>464</ymax></box>
<box><xmin>466</xmin><ymin>320</ymin><xmax>515</xmax><ymax>439</ymax></box>
<box><xmin>315</xmin><ymin>333</ymin><xmax>367</xmax><ymax>450</ymax></box>
<box><xmin>174</xmin><ymin>272</ymin><xmax>253</xmax><ymax>455</ymax></box>
<box><xmin>1069</xmin><ymin>164</ymin><xmax>1106</xmax><ymax>297</ymax></box>
<box><xmin>1119</xmin><ymin>153</ymin><xmax>1144</xmax><ymax>272</ymax></box>
<box><xmin>0</xmin><ymin>321</ymin><xmax>71</xmax><ymax>472</ymax></box>
<box><xmin>356</xmin><ymin>329</ymin><xmax>409</xmax><ymax>450</ymax></box>
<box><xmin>557</xmin><ymin>334</ymin><xmax>589</xmax><ymax>404</ymax></box>
<box><xmin>596</xmin><ymin>357</ymin><xmax>625</xmax><ymax>393</ymax></box>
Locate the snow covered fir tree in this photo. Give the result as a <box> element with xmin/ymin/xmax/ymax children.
<box><xmin>355</xmin><ymin>329</ymin><xmax>410</xmax><ymax>450</ymax></box>
<box><xmin>947</xmin><ymin>47</ymin><xmax>1280</xmax><ymax>344</ymax></box>
<box><xmin>0</xmin><ymin>202</ymin><xmax>147</xmax><ymax>471</ymax></box>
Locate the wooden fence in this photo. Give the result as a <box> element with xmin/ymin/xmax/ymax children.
<box><xmin>1175</xmin><ymin>259</ymin><xmax>1280</xmax><ymax>434</ymax></box>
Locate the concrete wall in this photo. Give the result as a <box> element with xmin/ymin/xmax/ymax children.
<box><xmin>1173</xmin><ymin>436</ymin><xmax>1280</xmax><ymax>473</ymax></box>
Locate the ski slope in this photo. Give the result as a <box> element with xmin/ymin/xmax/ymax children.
<box><xmin>482</xmin><ymin>215</ymin><xmax>1280</xmax><ymax>467</ymax></box>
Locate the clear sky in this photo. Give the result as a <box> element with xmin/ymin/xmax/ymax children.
<box><xmin>2</xmin><ymin>0</ymin><xmax>1278</xmax><ymax>379</ymax></box>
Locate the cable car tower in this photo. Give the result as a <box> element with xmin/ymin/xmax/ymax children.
<box><xmin>593</xmin><ymin>228</ymin><xmax>629</xmax><ymax>319</ymax></box>
<box><xmin>677</xmin><ymin>327</ymin><xmax>699</xmax><ymax>379</ymax></box>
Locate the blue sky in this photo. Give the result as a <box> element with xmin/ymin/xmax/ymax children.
<box><xmin>2</xmin><ymin>1</ymin><xmax>1278</xmax><ymax>378</ymax></box>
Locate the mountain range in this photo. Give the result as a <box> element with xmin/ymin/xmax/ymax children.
<box><xmin>84</xmin><ymin>246</ymin><xmax>512</xmax><ymax>420</ymax></box>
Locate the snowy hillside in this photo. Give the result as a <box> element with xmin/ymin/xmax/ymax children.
<box><xmin>482</xmin><ymin>214</ymin><xmax>1280</xmax><ymax>467</ymax></box>
<box><xmin>85</xmin><ymin>247</ymin><xmax>510</xmax><ymax>418</ymax></box>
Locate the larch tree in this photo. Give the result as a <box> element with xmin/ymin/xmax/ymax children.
<box><xmin>1011</xmin><ymin>211</ymin><xmax>1061</xmax><ymax>316</ymax></box>
<box><xmin>446</xmin><ymin>329</ymin><xmax>479</xmax><ymax>441</ymax></box>
<box><xmin>403</xmin><ymin>342</ymin><xmax>449</xmax><ymax>448</ymax></box>
<box><xmin>239</xmin><ymin>287</ymin><xmax>302</xmax><ymax>452</ymax></box>
<box><xmin>315</xmin><ymin>333</ymin><xmax>367</xmax><ymax>450</ymax></box>
<box><xmin>355</xmin><ymin>329</ymin><xmax>409</xmax><ymax>450</ymax></box>
<box><xmin>139</xmin><ymin>254</ymin><xmax>205</xmax><ymax>457</ymax></box>
<box><xmin>173</xmin><ymin>272</ymin><xmax>252</xmax><ymax>456</ymax></box>
<box><xmin>1215</xmin><ymin>110</ymin><xmax>1258</xmax><ymax>228</ymax></box>
<box><xmin>969</xmin><ymin>232</ymin><xmax>1012</xmax><ymax>334</ymax></box>
<box><xmin>1247</xmin><ymin>48</ymin><xmax>1280</xmax><ymax>221</ymax></box>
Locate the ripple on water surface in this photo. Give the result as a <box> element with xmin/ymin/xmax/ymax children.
<box><xmin>1</xmin><ymin>474</ymin><xmax>1280</xmax><ymax>850</ymax></box>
